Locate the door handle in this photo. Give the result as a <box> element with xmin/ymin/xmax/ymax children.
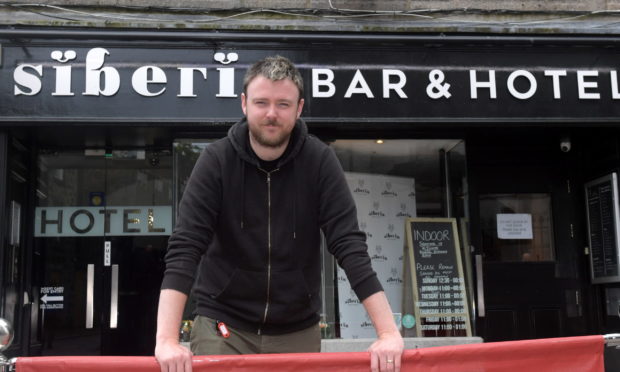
<box><xmin>475</xmin><ymin>254</ymin><xmax>486</xmax><ymax>317</ymax></box>
<box><xmin>110</xmin><ymin>264</ymin><xmax>118</xmax><ymax>329</ymax></box>
<box><xmin>86</xmin><ymin>264</ymin><xmax>94</xmax><ymax>329</ymax></box>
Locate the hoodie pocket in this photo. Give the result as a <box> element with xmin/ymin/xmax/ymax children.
<box><xmin>205</xmin><ymin>267</ymin><xmax>267</xmax><ymax>319</ymax></box>
<box><xmin>209</xmin><ymin>268</ymin><xmax>264</xmax><ymax>299</ymax></box>
<box><xmin>267</xmin><ymin>269</ymin><xmax>318</xmax><ymax>324</ymax></box>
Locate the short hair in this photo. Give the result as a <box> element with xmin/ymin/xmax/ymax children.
<box><xmin>243</xmin><ymin>55</ymin><xmax>304</xmax><ymax>101</ymax></box>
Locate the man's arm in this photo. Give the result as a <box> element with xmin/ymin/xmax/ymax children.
<box><xmin>315</xmin><ymin>146</ymin><xmax>403</xmax><ymax>369</ymax></box>
<box><xmin>363</xmin><ymin>291</ymin><xmax>405</xmax><ymax>372</ymax></box>
<box><xmin>155</xmin><ymin>289</ymin><xmax>193</xmax><ymax>372</ymax></box>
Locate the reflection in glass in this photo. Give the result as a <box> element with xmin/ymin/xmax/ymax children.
<box><xmin>172</xmin><ymin>141</ymin><xmax>211</xmax><ymax>323</ymax></box>
<box><xmin>33</xmin><ymin>149</ymin><xmax>171</xmax><ymax>355</ymax></box>
<box><xmin>328</xmin><ymin>139</ymin><xmax>469</xmax><ymax>339</ymax></box>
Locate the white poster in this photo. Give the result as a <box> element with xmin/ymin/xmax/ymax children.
<box><xmin>338</xmin><ymin>172</ymin><xmax>416</xmax><ymax>338</ymax></box>
<box><xmin>496</xmin><ymin>213</ymin><xmax>533</xmax><ymax>240</ymax></box>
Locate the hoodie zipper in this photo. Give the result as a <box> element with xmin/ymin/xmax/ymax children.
<box><xmin>258</xmin><ymin>167</ymin><xmax>279</xmax><ymax>335</ymax></box>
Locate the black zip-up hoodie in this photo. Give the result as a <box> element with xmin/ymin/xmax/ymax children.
<box><xmin>162</xmin><ymin>118</ymin><xmax>383</xmax><ymax>335</ymax></box>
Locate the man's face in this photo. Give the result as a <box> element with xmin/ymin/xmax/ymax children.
<box><xmin>241</xmin><ymin>75</ymin><xmax>304</xmax><ymax>149</ymax></box>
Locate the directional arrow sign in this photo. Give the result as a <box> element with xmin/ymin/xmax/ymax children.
<box><xmin>41</xmin><ymin>294</ymin><xmax>63</xmax><ymax>303</ymax></box>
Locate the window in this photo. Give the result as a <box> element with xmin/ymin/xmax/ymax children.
<box><xmin>326</xmin><ymin>139</ymin><xmax>468</xmax><ymax>338</ymax></box>
<box><xmin>479</xmin><ymin>193</ymin><xmax>555</xmax><ymax>262</ymax></box>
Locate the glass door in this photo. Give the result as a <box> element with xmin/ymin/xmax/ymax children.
<box><xmin>101</xmin><ymin>151</ymin><xmax>170</xmax><ymax>355</ymax></box>
<box><xmin>32</xmin><ymin>149</ymin><xmax>171</xmax><ymax>356</ymax></box>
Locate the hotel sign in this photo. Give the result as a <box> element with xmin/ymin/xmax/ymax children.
<box><xmin>2</xmin><ymin>38</ymin><xmax>620</xmax><ymax>122</ymax></box>
<box><xmin>34</xmin><ymin>206</ymin><xmax>172</xmax><ymax>237</ymax></box>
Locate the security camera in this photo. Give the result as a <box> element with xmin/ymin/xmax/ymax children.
<box><xmin>560</xmin><ymin>137</ymin><xmax>571</xmax><ymax>152</ymax></box>
<box><xmin>149</xmin><ymin>154</ymin><xmax>160</xmax><ymax>167</ymax></box>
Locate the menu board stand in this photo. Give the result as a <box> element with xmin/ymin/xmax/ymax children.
<box><xmin>403</xmin><ymin>217</ymin><xmax>472</xmax><ymax>337</ymax></box>
<box><xmin>585</xmin><ymin>173</ymin><xmax>620</xmax><ymax>284</ymax></box>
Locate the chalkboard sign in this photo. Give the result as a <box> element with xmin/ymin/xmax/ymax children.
<box><xmin>403</xmin><ymin>218</ymin><xmax>472</xmax><ymax>337</ymax></box>
<box><xmin>585</xmin><ymin>173</ymin><xmax>620</xmax><ymax>284</ymax></box>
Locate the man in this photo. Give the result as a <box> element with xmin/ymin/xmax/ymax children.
<box><xmin>155</xmin><ymin>56</ymin><xmax>404</xmax><ymax>372</ymax></box>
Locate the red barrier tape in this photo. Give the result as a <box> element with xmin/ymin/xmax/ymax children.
<box><xmin>16</xmin><ymin>335</ymin><xmax>604</xmax><ymax>372</ymax></box>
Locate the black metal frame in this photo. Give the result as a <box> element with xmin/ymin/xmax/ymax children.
<box><xmin>3</xmin><ymin>28</ymin><xmax>620</xmax><ymax>45</ymax></box>
<box><xmin>0</xmin><ymin>133</ymin><xmax>7</xmax><ymax>323</ymax></box>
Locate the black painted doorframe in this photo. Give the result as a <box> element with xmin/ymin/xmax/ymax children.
<box><xmin>468</xmin><ymin>128</ymin><xmax>596</xmax><ymax>341</ymax></box>
<box><xmin>0</xmin><ymin>133</ymin><xmax>7</xmax><ymax>328</ymax></box>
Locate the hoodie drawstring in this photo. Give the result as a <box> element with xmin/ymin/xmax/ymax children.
<box><xmin>240</xmin><ymin>160</ymin><xmax>245</xmax><ymax>229</ymax></box>
<box><xmin>293</xmin><ymin>158</ymin><xmax>297</xmax><ymax>240</ymax></box>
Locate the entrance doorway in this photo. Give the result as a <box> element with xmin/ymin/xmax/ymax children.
<box><xmin>31</xmin><ymin>149</ymin><xmax>171</xmax><ymax>355</ymax></box>
<box><xmin>469</xmin><ymin>131</ymin><xmax>594</xmax><ymax>341</ymax></box>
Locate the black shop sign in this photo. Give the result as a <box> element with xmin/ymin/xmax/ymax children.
<box><xmin>3</xmin><ymin>35</ymin><xmax>620</xmax><ymax>123</ymax></box>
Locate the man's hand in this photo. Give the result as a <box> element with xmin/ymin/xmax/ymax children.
<box><xmin>361</xmin><ymin>291</ymin><xmax>405</xmax><ymax>372</ymax></box>
<box><xmin>155</xmin><ymin>337</ymin><xmax>193</xmax><ymax>372</ymax></box>
<box><xmin>155</xmin><ymin>290</ymin><xmax>192</xmax><ymax>372</ymax></box>
<box><xmin>368</xmin><ymin>330</ymin><xmax>404</xmax><ymax>372</ymax></box>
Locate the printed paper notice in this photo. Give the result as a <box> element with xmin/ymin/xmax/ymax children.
<box><xmin>497</xmin><ymin>213</ymin><xmax>533</xmax><ymax>239</ymax></box>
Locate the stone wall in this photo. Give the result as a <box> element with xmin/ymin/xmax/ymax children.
<box><xmin>1</xmin><ymin>1</ymin><xmax>620</xmax><ymax>34</ymax></box>
<box><xmin>2</xmin><ymin>1</ymin><xmax>620</xmax><ymax>12</ymax></box>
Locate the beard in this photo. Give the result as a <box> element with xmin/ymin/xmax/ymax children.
<box><xmin>248</xmin><ymin>120</ymin><xmax>293</xmax><ymax>149</ymax></box>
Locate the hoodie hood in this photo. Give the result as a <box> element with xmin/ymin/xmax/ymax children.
<box><xmin>227</xmin><ymin>117</ymin><xmax>308</xmax><ymax>168</ymax></box>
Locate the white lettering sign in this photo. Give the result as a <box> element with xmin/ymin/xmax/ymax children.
<box><xmin>382</xmin><ymin>69</ymin><xmax>407</xmax><ymax>98</ymax></box>
<box><xmin>14</xmin><ymin>64</ymin><xmax>43</xmax><ymax>96</ymax></box>
<box><xmin>344</xmin><ymin>69</ymin><xmax>374</xmax><ymax>98</ymax></box>
<box><xmin>544</xmin><ymin>70</ymin><xmax>567</xmax><ymax>99</ymax></box>
<box><xmin>12</xmin><ymin>49</ymin><xmax>238</xmax><ymax>100</ymax></box>
<box><xmin>507</xmin><ymin>70</ymin><xmax>537</xmax><ymax>100</ymax></box>
<box><xmin>11</xmin><ymin>47</ymin><xmax>620</xmax><ymax>106</ymax></box>
<box><xmin>216</xmin><ymin>67</ymin><xmax>237</xmax><ymax>97</ymax></box>
<box><xmin>132</xmin><ymin>66</ymin><xmax>167</xmax><ymax>97</ymax></box>
<box><xmin>83</xmin><ymin>48</ymin><xmax>120</xmax><ymax>96</ymax></box>
<box><xmin>34</xmin><ymin>206</ymin><xmax>172</xmax><ymax>237</ymax></box>
<box><xmin>469</xmin><ymin>70</ymin><xmax>497</xmax><ymax>99</ymax></box>
<box><xmin>177</xmin><ymin>67</ymin><xmax>207</xmax><ymax>97</ymax></box>
<box><xmin>577</xmin><ymin>70</ymin><xmax>600</xmax><ymax>99</ymax></box>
